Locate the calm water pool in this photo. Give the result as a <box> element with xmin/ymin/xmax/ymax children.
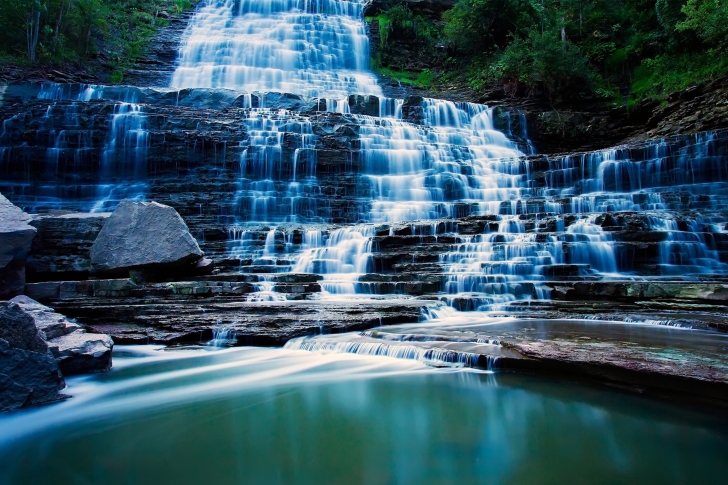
<box><xmin>0</xmin><ymin>345</ymin><xmax>726</xmax><ymax>485</ymax></box>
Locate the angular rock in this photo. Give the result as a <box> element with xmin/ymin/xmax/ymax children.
<box><xmin>10</xmin><ymin>296</ymin><xmax>113</xmax><ymax>375</ymax></box>
<box><xmin>0</xmin><ymin>194</ymin><xmax>37</xmax><ymax>299</ymax></box>
<box><xmin>0</xmin><ymin>340</ymin><xmax>65</xmax><ymax>412</ymax></box>
<box><xmin>0</xmin><ymin>302</ymin><xmax>65</xmax><ymax>411</ymax></box>
<box><xmin>90</xmin><ymin>200</ymin><xmax>203</xmax><ymax>275</ymax></box>
<box><xmin>0</xmin><ymin>301</ymin><xmax>48</xmax><ymax>353</ymax></box>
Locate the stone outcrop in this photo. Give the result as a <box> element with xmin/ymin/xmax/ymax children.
<box><xmin>293</xmin><ymin>319</ymin><xmax>728</xmax><ymax>407</ymax></box>
<box><xmin>90</xmin><ymin>200</ymin><xmax>203</xmax><ymax>277</ymax></box>
<box><xmin>0</xmin><ymin>301</ymin><xmax>65</xmax><ymax>412</ymax></box>
<box><xmin>10</xmin><ymin>296</ymin><xmax>113</xmax><ymax>375</ymax></box>
<box><xmin>0</xmin><ymin>194</ymin><xmax>37</xmax><ymax>299</ymax></box>
<box><xmin>28</xmin><ymin>213</ymin><xmax>110</xmax><ymax>282</ymax></box>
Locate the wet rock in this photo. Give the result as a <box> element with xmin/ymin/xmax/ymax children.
<box><xmin>51</xmin><ymin>298</ymin><xmax>432</xmax><ymax>346</ymax></box>
<box><xmin>348</xmin><ymin>95</ymin><xmax>380</xmax><ymax>117</ymax></box>
<box><xmin>0</xmin><ymin>301</ymin><xmax>49</xmax><ymax>353</ymax></box>
<box><xmin>0</xmin><ymin>194</ymin><xmax>37</xmax><ymax>299</ymax></box>
<box><xmin>546</xmin><ymin>282</ymin><xmax>728</xmax><ymax>304</ymax></box>
<box><xmin>27</xmin><ymin>213</ymin><xmax>110</xmax><ymax>282</ymax></box>
<box><xmin>324</xmin><ymin>318</ymin><xmax>728</xmax><ymax>407</ymax></box>
<box><xmin>0</xmin><ymin>301</ymin><xmax>65</xmax><ymax>411</ymax></box>
<box><xmin>123</xmin><ymin>6</ymin><xmax>201</xmax><ymax>87</ymax></box>
<box><xmin>10</xmin><ymin>296</ymin><xmax>113</xmax><ymax>375</ymax></box>
<box><xmin>90</xmin><ymin>200</ymin><xmax>204</xmax><ymax>277</ymax></box>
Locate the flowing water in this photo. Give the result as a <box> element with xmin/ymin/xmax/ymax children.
<box><xmin>1</xmin><ymin>0</ymin><xmax>726</xmax><ymax>306</ymax></box>
<box><xmin>1</xmin><ymin>2</ymin><xmax>727</xmax><ymax>475</ymax></box>
<box><xmin>0</xmin><ymin>345</ymin><xmax>726</xmax><ymax>485</ymax></box>
<box><xmin>171</xmin><ymin>0</ymin><xmax>380</xmax><ymax>99</ymax></box>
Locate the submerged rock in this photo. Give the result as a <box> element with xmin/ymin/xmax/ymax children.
<box><xmin>0</xmin><ymin>194</ymin><xmax>37</xmax><ymax>299</ymax></box>
<box><xmin>90</xmin><ymin>200</ymin><xmax>203</xmax><ymax>277</ymax></box>
<box><xmin>10</xmin><ymin>296</ymin><xmax>113</xmax><ymax>376</ymax></box>
<box><xmin>0</xmin><ymin>302</ymin><xmax>65</xmax><ymax>412</ymax></box>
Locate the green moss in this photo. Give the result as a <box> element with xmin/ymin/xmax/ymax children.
<box><xmin>374</xmin><ymin>65</ymin><xmax>436</xmax><ymax>87</ymax></box>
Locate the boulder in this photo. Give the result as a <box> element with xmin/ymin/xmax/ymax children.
<box><xmin>0</xmin><ymin>194</ymin><xmax>37</xmax><ymax>299</ymax></box>
<box><xmin>10</xmin><ymin>296</ymin><xmax>113</xmax><ymax>375</ymax></box>
<box><xmin>90</xmin><ymin>200</ymin><xmax>203</xmax><ymax>276</ymax></box>
<box><xmin>0</xmin><ymin>302</ymin><xmax>65</xmax><ymax>412</ymax></box>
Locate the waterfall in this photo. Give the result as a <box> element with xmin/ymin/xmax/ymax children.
<box><xmin>2</xmin><ymin>1</ymin><xmax>727</xmax><ymax>311</ymax></box>
<box><xmin>171</xmin><ymin>0</ymin><xmax>381</xmax><ymax>99</ymax></box>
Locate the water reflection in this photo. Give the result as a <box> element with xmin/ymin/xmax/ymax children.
<box><xmin>0</xmin><ymin>346</ymin><xmax>726</xmax><ymax>484</ymax></box>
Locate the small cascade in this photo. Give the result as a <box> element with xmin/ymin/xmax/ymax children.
<box><xmin>358</xmin><ymin>99</ymin><xmax>524</xmax><ymax>223</ymax></box>
<box><xmin>292</xmin><ymin>225</ymin><xmax>375</xmax><ymax>295</ymax></box>
<box><xmin>206</xmin><ymin>322</ymin><xmax>238</xmax><ymax>347</ymax></box>
<box><xmin>91</xmin><ymin>102</ymin><xmax>150</xmax><ymax>212</ymax></box>
<box><xmin>1</xmin><ymin>83</ymin><xmax>151</xmax><ymax>212</ymax></box>
<box><xmin>284</xmin><ymin>331</ymin><xmax>500</xmax><ymax>369</ymax></box>
<box><xmin>171</xmin><ymin>0</ymin><xmax>381</xmax><ymax>98</ymax></box>
<box><xmin>41</xmin><ymin>103</ymin><xmax>95</xmax><ymax>174</ymax></box>
<box><xmin>233</xmin><ymin>109</ymin><xmax>319</xmax><ymax>222</ymax></box>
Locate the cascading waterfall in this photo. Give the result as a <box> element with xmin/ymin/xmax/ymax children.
<box><xmin>1</xmin><ymin>0</ymin><xmax>727</xmax><ymax>311</ymax></box>
<box><xmin>171</xmin><ymin>0</ymin><xmax>381</xmax><ymax>99</ymax></box>
<box><xmin>16</xmin><ymin>84</ymin><xmax>153</xmax><ymax>213</ymax></box>
<box><xmin>165</xmin><ymin>0</ymin><xmax>728</xmax><ymax>305</ymax></box>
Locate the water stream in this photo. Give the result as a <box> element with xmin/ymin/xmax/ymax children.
<box><xmin>0</xmin><ymin>345</ymin><xmax>726</xmax><ymax>484</ymax></box>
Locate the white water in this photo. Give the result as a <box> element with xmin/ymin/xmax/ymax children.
<box><xmin>171</xmin><ymin>0</ymin><xmax>381</xmax><ymax>99</ymax></box>
<box><xmin>4</xmin><ymin>3</ymin><xmax>726</xmax><ymax>308</ymax></box>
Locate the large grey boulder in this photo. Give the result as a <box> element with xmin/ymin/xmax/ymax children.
<box><xmin>0</xmin><ymin>194</ymin><xmax>37</xmax><ymax>299</ymax></box>
<box><xmin>90</xmin><ymin>200</ymin><xmax>203</xmax><ymax>274</ymax></box>
<box><xmin>10</xmin><ymin>296</ymin><xmax>113</xmax><ymax>375</ymax></box>
<box><xmin>0</xmin><ymin>302</ymin><xmax>65</xmax><ymax>412</ymax></box>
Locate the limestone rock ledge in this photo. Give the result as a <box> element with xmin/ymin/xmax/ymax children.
<box><xmin>10</xmin><ymin>296</ymin><xmax>113</xmax><ymax>376</ymax></box>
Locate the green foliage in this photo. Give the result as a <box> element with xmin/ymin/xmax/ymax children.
<box><xmin>632</xmin><ymin>50</ymin><xmax>728</xmax><ymax>99</ymax></box>
<box><xmin>441</xmin><ymin>0</ymin><xmax>728</xmax><ymax>102</ymax></box>
<box><xmin>487</xmin><ymin>30</ymin><xmax>599</xmax><ymax>101</ymax></box>
<box><xmin>372</xmin><ymin>4</ymin><xmax>442</xmax><ymax>49</ymax></box>
<box><xmin>0</xmin><ymin>0</ymin><xmax>199</xmax><ymax>80</ymax></box>
<box><xmin>374</xmin><ymin>65</ymin><xmax>436</xmax><ymax>87</ymax></box>
<box><xmin>677</xmin><ymin>0</ymin><xmax>728</xmax><ymax>45</ymax></box>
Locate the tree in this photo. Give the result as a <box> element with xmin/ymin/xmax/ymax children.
<box><xmin>677</xmin><ymin>0</ymin><xmax>728</xmax><ymax>46</ymax></box>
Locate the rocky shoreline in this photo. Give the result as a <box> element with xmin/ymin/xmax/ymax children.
<box><xmin>0</xmin><ymin>193</ymin><xmax>724</xmax><ymax>410</ymax></box>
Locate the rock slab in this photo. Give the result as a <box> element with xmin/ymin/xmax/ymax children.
<box><xmin>10</xmin><ymin>296</ymin><xmax>113</xmax><ymax>375</ymax></box>
<box><xmin>90</xmin><ymin>200</ymin><xmax>203</xmax><ymax>274</ymax></box>
<box><xmin>0</xmin><ymin>302</ymin><xmax>65</xmax><ymax>412</ymax></box>
<box><xmin>0</xmin><ymin>194</ymin><xmax>37</xmax><ymax>299</ymax></box>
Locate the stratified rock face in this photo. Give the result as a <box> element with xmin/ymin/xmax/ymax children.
<box><xmin>0</xmin><ymin>302</ymin><xmax>65</xmax><ymax>412</ymax></box>
<box><xmin>0</xmin><ymin>194</ymin><xmax>37</xmax><ymax>299</ymax></box>
<box><xmin>28</xmin><ymin>213</ymin><xmax>110</xmax><ymax>282</ymax></box>
<box><xmin>10</xmin><ymin>296</ymin><xmax>113</xmax><ymax>376</ymax></box>
<box><xmin>90</xmin><ymin>200</ymin><xmax>203</xmax><ymax>274</ymax></box>
<box><xmin>26</xmin><ymin>213</ymin><xmax>111</xmax><ymax>282</ymax></box>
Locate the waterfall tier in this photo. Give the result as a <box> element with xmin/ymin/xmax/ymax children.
<box><xmin>2</xmin><ymin>84</ymin><xmax>728</xmax><ymax>310</ymax></box>
<box><xmin>170</xmin><ymin>0</ymin><xmax>381</xmax><ymax>98</ymax></box>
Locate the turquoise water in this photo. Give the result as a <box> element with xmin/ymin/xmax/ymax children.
<box><xmin>0</xmin><ymin>346</ymin><xmax>726</xmax><ymax>485</ymax></box>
